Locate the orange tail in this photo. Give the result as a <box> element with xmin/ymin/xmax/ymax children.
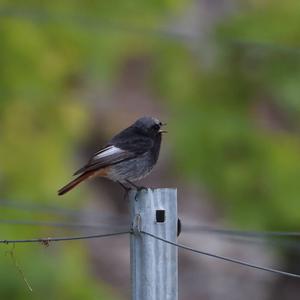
<box><xmin>58</xmin><ymin>172</ymin><xmax>93</xmax><ymax>196</ymax></box>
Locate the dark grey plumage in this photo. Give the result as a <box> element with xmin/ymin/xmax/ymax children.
<box><xmin>58</xmin><ymin>116</ymin><xmax>165</xmax><ymax>195</ymax></box>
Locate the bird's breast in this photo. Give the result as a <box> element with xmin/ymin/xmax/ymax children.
<box><xmin>106</xmin><ymin>151</ymin><xmax>155</xmax><ymax>182</ymax></box>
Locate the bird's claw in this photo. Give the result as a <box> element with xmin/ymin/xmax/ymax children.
<box><xmin>134</xmin><ymin>186</ymin><xmax>149</xmax><ymax>200</ymax></box>
<box><xmin>136</xmin><ymin>186</ymin><xmax>147</xmax><ymax>192</ymax></box>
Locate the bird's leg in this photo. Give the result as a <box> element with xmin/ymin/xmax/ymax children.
<box><xmin>125</xmin><ymin>180</ymin><xmax>148</xmax><ymax>201</ymax></box>
<box><xmin>118</xmin><ymin>181</ymin><xmax>131</xmax><ymax>191</ymax></box>
<box><xmin>126</xmin><ymin>180</ymin><xmax>147</xmax><ymax>191</ymax></box>
<box><xmin>117</xmin><ymin>181</ymin><xmax>132</xmax><ymax>201</ymax></box>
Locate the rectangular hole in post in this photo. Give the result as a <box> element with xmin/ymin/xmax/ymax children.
<box><xmin>156</xmin><ymin>210</ymin><xmax>165</xmax><ymax>223</ymax></box>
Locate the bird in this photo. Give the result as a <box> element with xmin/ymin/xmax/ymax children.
<box><xmin>58</xmin><ymin>116</ymin><xmax>166</xmax><ymax>195</ymax></box>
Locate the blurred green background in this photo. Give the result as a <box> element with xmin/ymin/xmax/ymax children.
<box><xmin>1</xmin><ymin>0</ymin><xmax>300</xmax><ymax>299</ymax></box>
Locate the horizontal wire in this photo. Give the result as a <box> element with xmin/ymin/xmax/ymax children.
<box><xmin>1</xmin><ymin>199</ymin><xmax>300</xmax><ymax>239</ymax></box>
<box><xmin>232</xmin><ymin>39</ymin><xmax>300</xmax><ymax>55</ymax></box>
<box><xmin>142</xmin><ymin>231</ymin><xmax>300</xmax><ymax>279</ymax></box>
<box><xmin>0</xmin><ymin>199</ymin><xmax>129</xmax><ymax>223</ymax></box>
<box><xmin>3</xmin><ymin>218</ymin><xmax>300</xmax><ymax>252</ymax></box>
<box><xmin>1</xmin><ymin>226</ymin><xmax>300</xmax><ymax>279</ymax></box>
<box><xmin>183</xmin><ymin>224</ymin><xmax>300</xmax><ymax>238</ymax></box>
<box><xmin>0</xmin><ymin>219</ymin><xmax>129</xmax><ymax>230</ymax></box>
<box><xmin>0</xmin><ymin>231</ymin><xmax>130</xmax><ymax>244</ymax></box>
<box><xmin>1</xmin><ymin>211</ymin><xmax>300</xmax><ymax>239</ymax></box>
<box><xmin>208</xmin><ymin>234</ymin><xmax>300</xmax><ymax>252</ymax></box>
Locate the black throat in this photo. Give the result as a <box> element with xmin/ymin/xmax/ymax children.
<box><xmin>151</xmin><ymin>134</ymin><xmax>162</xmax><ymax>164</ymax></box>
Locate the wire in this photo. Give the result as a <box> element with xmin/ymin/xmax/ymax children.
<box><xmin>0</xmin><ymin>199</ymin><xmax>129</xmax><ymax>223</ymax></box>
<box><xmin>212</xmin><ymin>234</ymin><xmax>300</xmax><ymax>252</ymax></box>
<box><xmin>0</xmin><ymin>231</ymin><xmax>130</xmax><ymax>244</ymax></box>
<box><xmin>2</xmin><ymin>197</ymin><xmax>299</xmax><ymax>238</ymax></box>
<box><xmin>1</xmin><ymin>224</ymin><xmax>300</xmax><ymax>279</ymax></box>
<box><xmin>1</xmin><ymin>199</ymin><xmax>300</xmax><ymax>238</ymax></box>
<box><xmin>0</xmin><ymin>218</ymin><xmax>129</xmax><ymax>230</ymax></box>
<box><xmin>3</xmin><ymin>218</ymin><xmax>300</xmax><ymax>253</ymax></box>
<box><xmin>183</xmin><ymin>224</ymin><xmax>300</xmax><ymax>238</ymax></box>
<box><xmin>1</xmin><ymin>208</ymin><xmax>300</xmax><ymax>239</ymax></box>
<box><xmin>232</xmin><ymin>39</ymin><xmax>300</xmax><ymax>56</ymax></box>
<box><xmin>142</xmin><ymin>231</ymin><xmax>300</xmax><ymax>279</ymax></box>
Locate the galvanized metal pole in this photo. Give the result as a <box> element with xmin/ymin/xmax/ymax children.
<box><xmin>129</xmin><ymin>188</ymin><xmax>178</xmax><ymax>300</ymax></box>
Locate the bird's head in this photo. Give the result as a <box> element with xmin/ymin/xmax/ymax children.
<box><xmin>133</xmin><ymin>116</ymin><xmax>167</xmax><ymax>137</ymax></box>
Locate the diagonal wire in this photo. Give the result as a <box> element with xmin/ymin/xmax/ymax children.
<box><xmin>0</xmin><ymin>231</ymin><xmax>130</xmax><ymax>244</ymax></box>
<box><xmin>3</xmin><ymin>218</ymin><xmax>300</xmax><ymax>252</ymax></box>
<box><xmin>1</xmin><ymin>226</ymin><xmax>300</xmax><ymax>278</ymax></box>
<box><xmin>142</xmin><ymin>231</ymin><xmax>300</xmax><ymax>279</ymax></box>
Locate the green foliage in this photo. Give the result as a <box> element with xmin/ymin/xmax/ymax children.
<box><xmin>1</xmin><ymin>0</ymin><xmax>300</xmax><ymax>298</ymax></box>
<box><xmin>151</xmin><ymin>1</ymin><xmax>300</xmax><ymax>229</ymax></box>
<box><xmin>0</xmin><ymin>244</ymin><xmax>115</xmax><ymax>300</ymax></box>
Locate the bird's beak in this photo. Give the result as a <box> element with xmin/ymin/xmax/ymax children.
<box><xmin>159</xmin><ymin>123</ymin><xmax>167</xmax><ymax>134</ymax></box>
<box><xmin>159</xmin><ymin>129</ymin><xmax>167</xmax><ymax>134</ymax></box>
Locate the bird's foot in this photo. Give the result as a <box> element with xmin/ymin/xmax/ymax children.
<box><xmin>134</xmin><ymin>186</ymin><xmax>148</xmax><ymax>200</ymax></box>
<box><xmin>118</xmin><ymin>181</ymin><xmax>131</xmax><ymax>191</ymax></box>
<box><xmin>126</xmin><ymin>181</ymin><xmax>148</xmax><ymax>201</ymax></box>
<box><xmin>136</xmin><ymin>185</ymin><xmax>148</xmax><ymax>192</ymax></box>
<box><xmin>118</xmin><ymin>181</ymin><xmax>132</xmax><ymax>200</ymax></box>
<box><xmin>126</xmin><ymin>180</ymin><xmax>148</xmax><ymax>191</ymax></box>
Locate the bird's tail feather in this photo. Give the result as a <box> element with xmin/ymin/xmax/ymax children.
<box><xmin>58</xmin><ymin>172</ymin><xmax>93</xmax><ymax>196</ymax></box>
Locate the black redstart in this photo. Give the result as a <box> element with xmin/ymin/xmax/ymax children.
<box><xmin>58</xmin><ymin>116</ymin><xmax>166</xmax><ymax>195</ymax></box>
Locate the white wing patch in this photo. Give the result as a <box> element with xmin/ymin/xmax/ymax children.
<box><xmin>73</xmin><ymin>145</ymin><xmax>131</xmax><ymax>176</ymax></box>
<box><xmin>94</xmin><ymin>146</ymin><xmax>124</xmax><ymax>160</ymax></box>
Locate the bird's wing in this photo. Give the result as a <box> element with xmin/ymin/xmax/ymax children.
<box><xmin>74</xmin><ymin>132</ymin><xmax>154</xmax><ymax>176</ymax></box>
<box><xmin>73</xmin><ymin>145</ymin><xmax>135</xmax><ymax>175</ymax></box>
<box><xmin>110</xmin><ymin>131</ymin><xmax>154</xmax><ymax>155</ymax></box>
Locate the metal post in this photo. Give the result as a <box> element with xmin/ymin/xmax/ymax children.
<box><xmin>130</xmin><ymin>188</ymin><xmax>178</xmax><ymax>300</ymax></box>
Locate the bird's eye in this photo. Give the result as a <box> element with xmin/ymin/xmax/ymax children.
<box><xmin>153</xmin><ymin>124</ymin><xmax>160</xmax><ymax>131</ymax></box>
